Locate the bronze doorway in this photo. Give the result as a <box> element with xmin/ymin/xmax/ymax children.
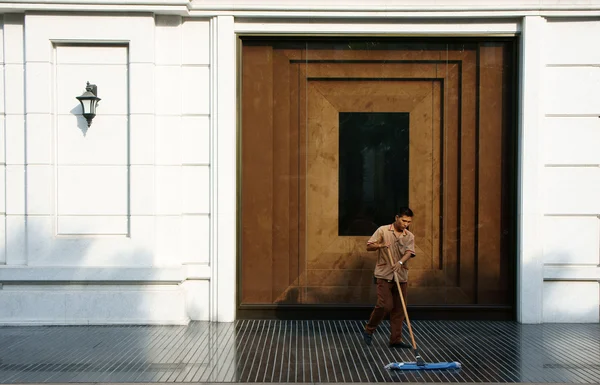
<box><xmin>239</xmin><ymin>38</ymin><xmax>517</xmax><ymax>320</ymax></box>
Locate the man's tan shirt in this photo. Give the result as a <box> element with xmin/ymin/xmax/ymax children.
<box><xmin>367</xmin><ymin>224</ymin><xmax>416</xmax><ymax>282</ymax></box>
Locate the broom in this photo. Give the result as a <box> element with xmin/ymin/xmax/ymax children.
<box><xmin>381</xmin><ymin>247</ymin><xmax>461</xmax><ymax>371</ymax></box>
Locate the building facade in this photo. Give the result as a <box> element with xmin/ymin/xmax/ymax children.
<box><xmin>0</xmin><ymin>0</ymin><xmax>599</xmax><ymax>325</ymax></box>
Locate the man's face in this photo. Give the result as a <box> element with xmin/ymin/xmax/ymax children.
<box><xmin>395</xmin><ymin>215</ymin><xmax>412</xmax><ymax>230</ymax></box>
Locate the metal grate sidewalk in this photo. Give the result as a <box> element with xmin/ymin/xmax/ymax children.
<box><xmin>0</xmin><ymin>320</ymin><xmax>599</xmax><ymax>383</ymax></box>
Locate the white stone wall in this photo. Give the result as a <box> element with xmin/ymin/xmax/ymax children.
<box><xmin>0</xmin><ymin>13</ymin><xmax>214</xmax><ymax>324</ymax></box>
<box><xmin>0</xmin><ymin>15</ymin><xmax>5</xmax><ymax>267</ymax></box>
<box><xmin>541</xmin><ymin>19</ymin><xmax>600</xmax><ymax>323</ymax></box>
<box><xmin>1</xmin><ymin>2</ymin><xmax>599</xmax><ymax>325</ymax></box>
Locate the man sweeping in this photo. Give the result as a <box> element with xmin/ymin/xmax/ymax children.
<box><xmin>362</xmin><ymin>207</ymin><xmax>416</xmax><ymax>348</ymax></box>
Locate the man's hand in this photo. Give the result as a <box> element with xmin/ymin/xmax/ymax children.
<box><xmin>392</xmin><ymin>261</ymin><xmax>404</xmax><ymax>273</ymax></box>
<box><xmin>378</xmin><ymin>242</ymin><xmax>390</xmax><ymax>250</ymax></box>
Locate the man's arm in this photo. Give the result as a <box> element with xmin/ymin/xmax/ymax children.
<box><xmin>392</xmin><ymin>250</ymin><xmax>415</xmax><ymax>273</ymax></box>
<box><xmin>392</xmin><ymin>235</ymin><xmax>416</xmax><ymax>272</ymax></box>
<box><xmin>366</xmin><ymin>228</ymin><xmax>384</xmax><ymax>251</ymax></box>
<box><xmin>399</xmin><ymin>235</ymin><xmax>416</xmax><ymax>264</ymax></box>
<box><xmin>367</xmin><ymin>242</ymin><xmax>386</xmax><ymax>252</ymax></box>
<box><xmin>398</xmin><ymin>250</ymin><xmax>416</xmax><ymax>264</ymax></box>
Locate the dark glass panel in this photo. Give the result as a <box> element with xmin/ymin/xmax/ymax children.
<box><xmin>338</xmin><ymin>112</ymin><xmax>409</xmax><ymax>236</ymax></box>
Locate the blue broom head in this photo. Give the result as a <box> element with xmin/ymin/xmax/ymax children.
<box><xmin>385</xmin><ymin>361</ymin><xmax>461</xmax><ymax>370</ymax></box>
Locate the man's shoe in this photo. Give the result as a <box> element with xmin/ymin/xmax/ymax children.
<box><xmin>389</xmin><ymin>341</ymin><xmax>412</xmax><ymax>349</ymax></box>
<box><xmin>362</xmin><ymin>330</ymin><xmax>372</xmax><ymax>346</ymax></box>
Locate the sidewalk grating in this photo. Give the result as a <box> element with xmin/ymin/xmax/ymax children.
<box><xmin>0</xmin><ymin>320</ymin><xmax>598</xmax><ymax>383</ymax></box>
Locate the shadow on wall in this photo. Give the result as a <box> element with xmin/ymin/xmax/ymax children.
<box><xmin>70</xmin><ymin>104</ymin><xmax>91</xmax><ymax>137</ymax></box>
<box><xmin>0</xmin><ymin>219</ymin><xmax>214</xmax><ymax>382</ymax></box>
<box><xmin>0</xmin><ymin>216</ymin><xmax>188</xmax><ymax>325</ymax></box>
<box><xmin>520</xmin><ymin>248</ymin><xmax>599</xmax><ymax>324</ymax></box>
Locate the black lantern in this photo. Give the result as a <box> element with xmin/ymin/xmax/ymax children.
<box><xmin>76</xmin><ymin>82</ymin><xmax>101</xmax><ymax>127</ymax></box>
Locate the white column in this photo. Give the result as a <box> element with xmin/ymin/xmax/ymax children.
<box><xmin>517</xmin><ymin>15</ymin><xmax>546</xmax><ymax>324</ymax></box>
<box><xmin>3</xmin><ymin>14</ymin><xmax>26</xmax><ymax>266</ymax></box>
<box><xmin>211</xmin><ymin>15</ymin><xmax>236</xmax><ymax>322</ymax></box>
<box><xmin>0</xmin><ymin>15</ymin><xmax>5</xmax><ymax>265</ymax></box>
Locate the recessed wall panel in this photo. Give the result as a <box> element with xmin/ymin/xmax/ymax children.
<box><xmin>545</xmin><ymin>67</ymin><xmax>600</xmax><ymax>115</ymax></box>
<box><xmin>55</xmin><ymin>45</ymin><xmax>129</xmax><ymax>236</ymax></box>
<box><xmin>543</xmin><ymin>168</ymin><xmax>600</xmax><ymax>215</ymax></box>
<box><xmin>0</xmin><ymin>65</ymin><xmax>5</xmax><ymax>115</ymax></box>
<box><xmin>543</xmin><ymin>282</ymin><xmax>600</xmax><ymax>323</ymax></box>
<box><xmin>544</xmin><ymin>117</ymin><xmax>600</xmax><ymax>165</ymax></box>
<box><xmin>546</xmin><ymin>20</ymin><xmax>600</xmax><ymax>65</ymax></box>
<box><xmin>543</xmin><ymin>216</ymin><xmax>599</xmax><ymax>265</ymax></box>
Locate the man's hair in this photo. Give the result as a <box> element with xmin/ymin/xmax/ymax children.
<box><xmin>396</xmin><ymin>207</ymin><xmax>414</xmax><ymax>217</ymax></box>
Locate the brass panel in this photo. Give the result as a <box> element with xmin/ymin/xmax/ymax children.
<box><xmin>478</xmin><ymin>44</ymin><xmax>510</xmax><ymax>304</ymax></box>
<box><xmin>241</xmin><ymin>45</ymin><xmax>274</xmax><ymax>304</ymax></box>
<box><xmin>304</xmin><ymin>80</ymin><xmax>441</xmax><ymax>304</ymax></box>
<box><xmin>240</xmin><ymin>40</ymin><xmax>516</xmax><ymax>315</ymax></box>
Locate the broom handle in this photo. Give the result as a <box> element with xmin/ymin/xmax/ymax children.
<box><xmin>383</xmin><ymin>247</ymin><xmax>417</xmax><ymax>351</ymax></box>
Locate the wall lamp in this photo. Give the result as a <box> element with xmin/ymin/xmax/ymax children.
<box><xmin>76</xmin><ymin>81</ymin><xmax>101</xmax><ymax>127</ymax></box>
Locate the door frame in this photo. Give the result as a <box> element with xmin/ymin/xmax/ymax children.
<box><xmin>235</xmin><ymin>34</ymin><xmax>521</xmax><ymax>321</ymax></box>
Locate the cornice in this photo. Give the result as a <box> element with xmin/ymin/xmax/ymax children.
<box><xmin>1</xmin><ymin>0</ymin><xmax>600</xmax><ymax>17</ymax></box>
<box><xmin>188</xmin><ymin>0</ymin><xmax>600</xmax><ymax>17</ymax></box>
<box><xmin>0</xmin><ymin>0</ymin><xmax>189</xmax><ymax>15</ymax></box>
